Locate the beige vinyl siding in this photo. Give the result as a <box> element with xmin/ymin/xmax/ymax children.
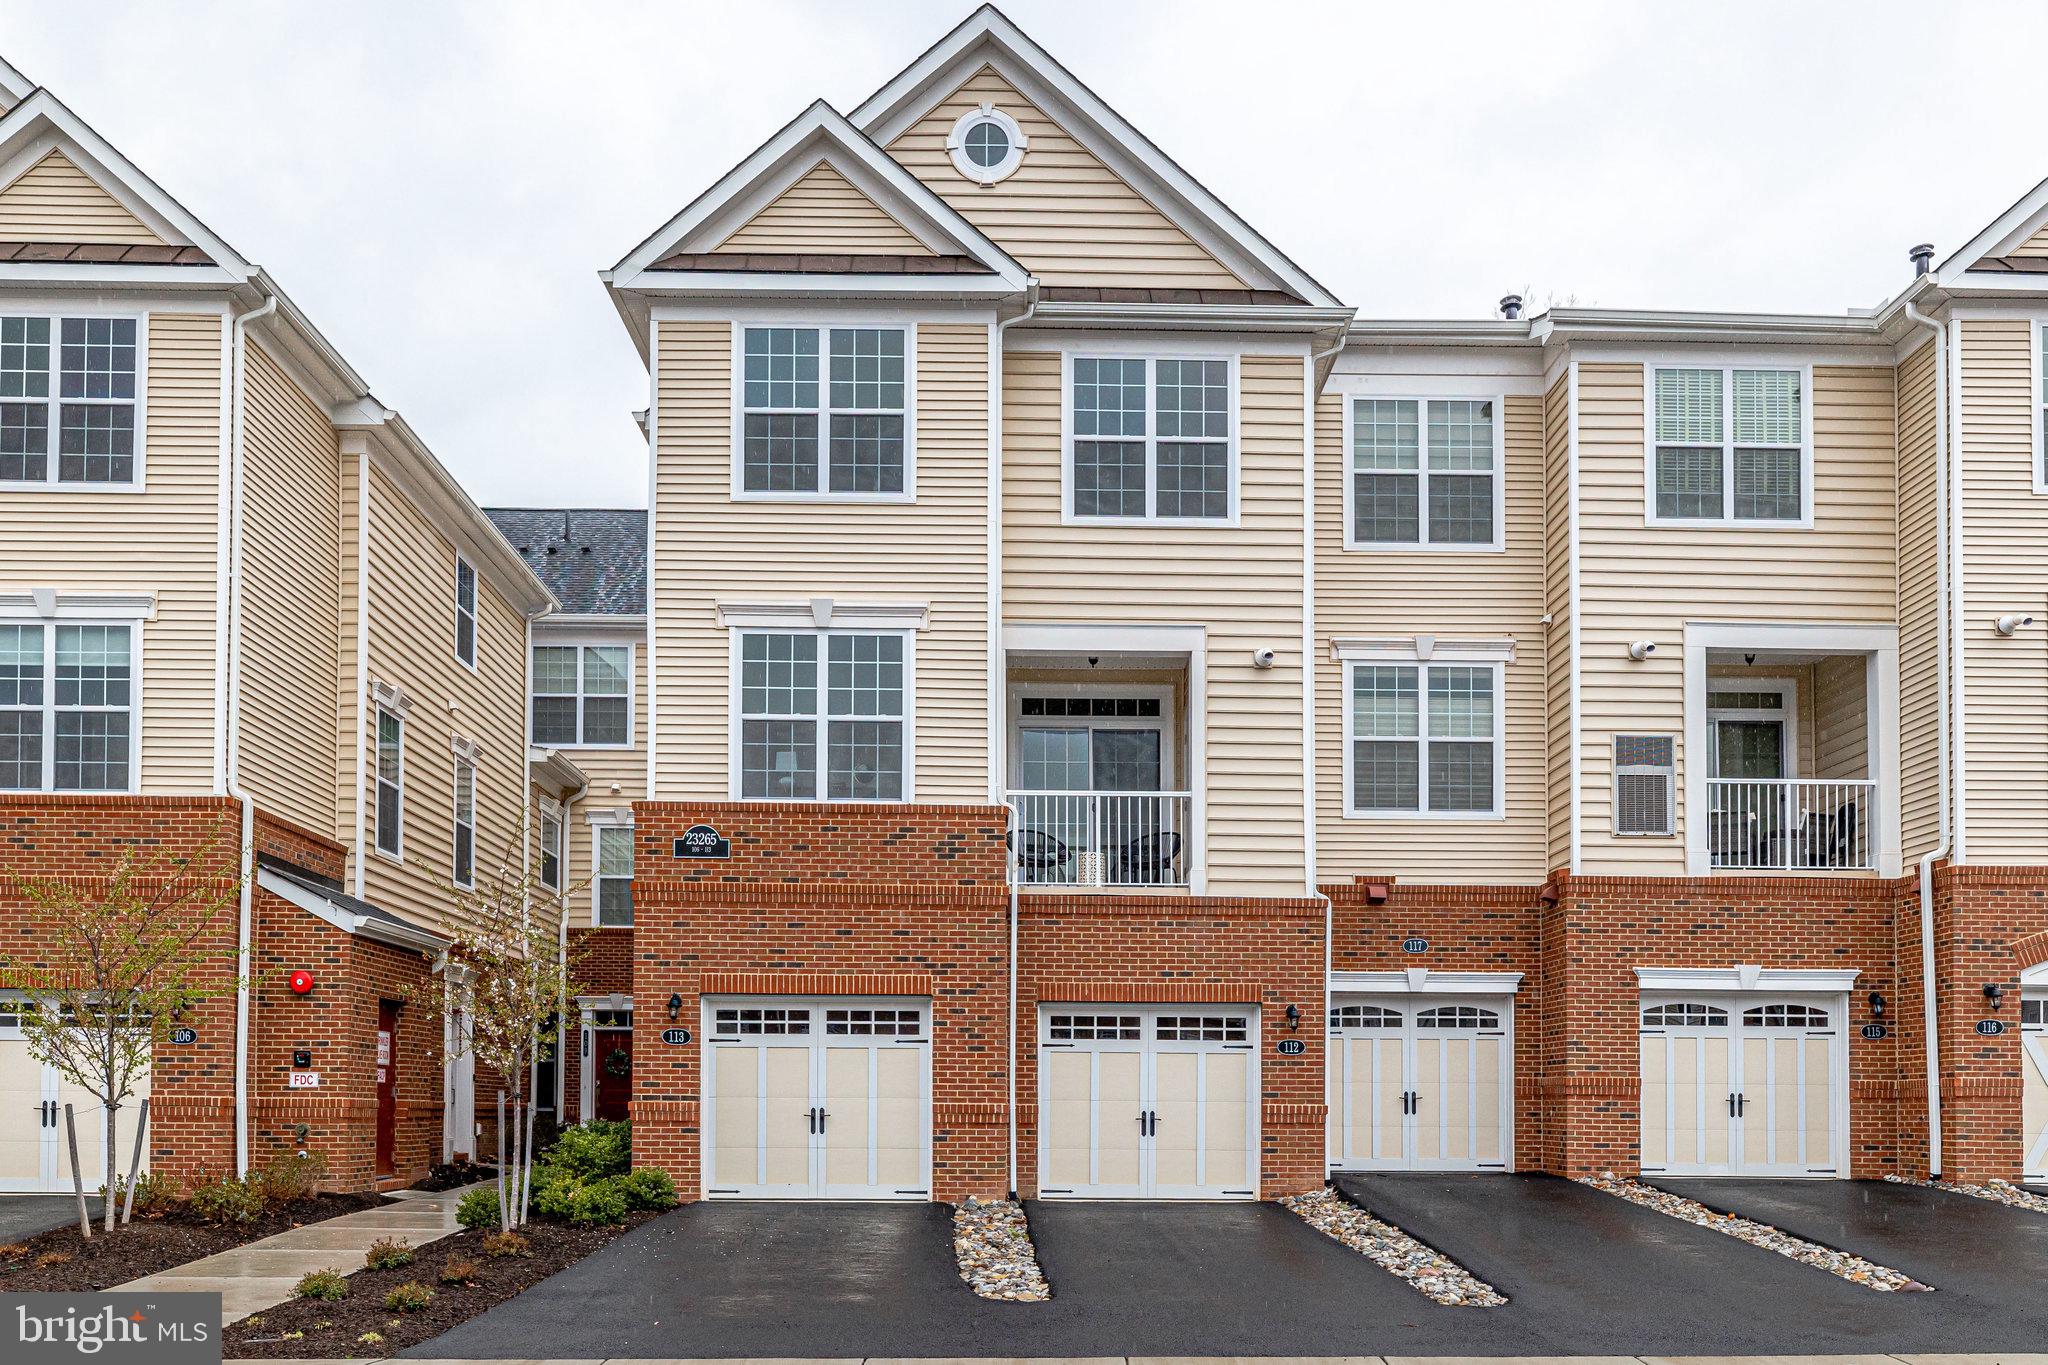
<box><xmin>357</xmin><ymin>462</ymin><xmax>530</xmax><ymax>935</ymax></box>
<box><xmin>1958</xmin><ymin>317</ymin><xmax>2048</xmax><ymax>861</ymax></box>
<box><xmin>336</xmin><ymin>452</ymin><xmax>364</xmax><ymax>846</ymax></box>
<box><xmin>2011</xmin><ymin>224</ymin><xmax>2048</xmax><ymax>258</ymax></box>
<box><xmin>1895</xmin><ymin>339</ymin><xmax>1941</xmax><ymax>859</ymax></box>
<box><xmin>0</xmin><ymin>312</ymin><xmax>222</xmax><ymax>792</ymax></box>
<box><xmin>535</xmin><ymin>631</ymin><xmax>646</xmax><ymax>918</ymax></box>
<box><xmin>650</xmin><ymin>319</ymin><xmax>991</xmax><ymax>801</ymax></box>
<box><xmin>885</xmin><ymin>66</ymin><xmax>1246</xmax><ymax>290</ymax></box>
<box><xmin>0</xmin><ymin>150</ymin><xmax>165</xmax><ymax>244</ymax></box>
<box><xmin>1575</xmin><ymin>361</ymin><xmax>1897</xmax><ymax>875</ymax></box>
<box><xmin>1544</xmin><ymin>372</ymin><xmax>1574</xmax><ymax>872</ymax></box>
<box><xmin>237</xmin><ymin>342</ymin><xmax>341</xmax><ymax>835</ymax></box>
<box><xmin>1002</xmin><ymin>349</ymin><xmax>1305</xmax><ymax>895</ymax></box>
<box><xmin>715</xmin><ymin>162</ymin><xmax>932</xmax><ymax>255</ymax></box>
<box><xmin>1313</xmin><ymin>388</ymin><xmax>1548</xmax><ymax>884</ymax></box>
<box><xmin>1813</xmin><ymin>655</ymin><xmax>1869</xmax><ymax>779</ymax></box>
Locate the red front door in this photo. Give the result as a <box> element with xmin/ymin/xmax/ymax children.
<box><xmin>376</xmin><ymin>1001</ymin><xmax>399</xmax><ymax>1176</ymax></box>
<box><xmin>594</xmin><ymin>1030</ymin><xmax>632</xmax><ymax>1122</ymax></box>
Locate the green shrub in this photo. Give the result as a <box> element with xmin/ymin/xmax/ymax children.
<box><xmin>616</xmin><ymin>1167</ymin><xmax>677</xmax><ymax>1212</ymax></box>
<box><xmin>564</xmin><ymin>1177</ymin><xmax>630</xmax><ymax>1226</ymax></box>
<box><xmin>546</xmin><ymin>1119</ymin><xmax>631</xmax><ymax>1180</ymax></box>
<box><xmin>293</xmin><ymin>1269</ymin><xmax>349</xmax><ymax>1302</ymax></box>
<box><xmin>382</xmin><ymin>1282</ymin><xmax>433</xmax><ymax>1313</ymax></box>
<box><xmin>255</xmin><ymin>1151</ymin><xmax>327</xmax><ymax>1207</ymax></box>
<box><xmin>455</xmin><ymin>1185</ymin><xmax>500</xmax><ymax>1230</ymax></box>
<box><xmin>188</xmin><ymin>1173</ymin><xmax>263</xmax><ymax>1224</ymax></box>
<box><xmin>363</xmin><ymin>1238</ymin><xmax>413</xmax><ymax>1271</ymax></box>
<box><xmin>109</xmin><ymin>1170</ymin><xmax>182</xmax><ymax>1218</ymax></box>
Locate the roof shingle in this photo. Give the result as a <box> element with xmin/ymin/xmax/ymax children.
<box><xmin>484</xmin><ymin>508</ymin><xmax>646</xmax><ymax>617</ymax></box>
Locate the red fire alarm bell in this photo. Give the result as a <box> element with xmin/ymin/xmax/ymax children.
<box><xmin>288</xmin><ymin>969</ymin><xmax>315</xmax><ymax>995</ymax></box>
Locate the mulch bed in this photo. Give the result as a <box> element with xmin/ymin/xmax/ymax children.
<box><xmin>0</xmin><ymin>1193</ymin><xmax>384</xmax><ymax>1292</ymax></box>
<box><xmin>407</xmin><ymin>1161</ymin><xmax>499</xmax><ymax>1193</ymax></box>
<box><xmin>223</xmin><ymin>1212</ymin><xmax>657</xmax><ymax>1359</ymax></box>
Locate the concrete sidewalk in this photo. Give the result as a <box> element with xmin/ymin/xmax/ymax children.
<box><xmin>232</xmin><ymin>1354</ymin><xmax>2048</xmax><ymax>1364</ymax></box>
<box><xmin>124</xmin><ymin>1183</ymin><xmax>480</xmax><ymax>1323</ymax></box>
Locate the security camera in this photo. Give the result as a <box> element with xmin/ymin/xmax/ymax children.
<box><xmin>1628</xmin><ymin>640</ymin><xmax>1657</xmax><ymax>661</ymax></box>
<box><xmin>1251</xmin><ymin>648</ymin><xmax>1277</xmax><ymax>669</ymax></box>
<box><xmin>1996</xmin><ymin>615</ymin><xmax>2035</xmax><ymax>637</ymax></box>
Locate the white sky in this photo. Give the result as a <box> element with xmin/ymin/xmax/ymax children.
<box><xmin>2</xmin><ymin>0</ymin><xmax>2042</xmax><ymax>508</ymax></box>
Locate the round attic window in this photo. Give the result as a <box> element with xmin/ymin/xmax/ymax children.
<box><xmin>947</xmin><ymin>104</ymin><xmax>1026</xmax><ymax>186</ymax></box>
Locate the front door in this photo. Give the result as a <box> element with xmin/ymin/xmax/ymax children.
<box><xmin>703</xmin><ymin>999</ymin><xmax>930</xmax><ymax>1200</ymax></box>
<box><xmin>1639</xmin><ymin>996</ymin><xmax>1842</xmax><ymax>1177</ymax></box>
<box><xmin>593</xmin><ymin>1029</ymin><xmax>633</xmax><ymax>1121</ymax></box>
<box><xmin>376</xmin><ymin>1001</ymin><xmax>399</xmax><ymax>1177</ymax></box>
<box><xmin>2023</xmin><ymin>990</ymin><xmax>2046</xmax><ymax>1182</ymax></box>
<box><xmin>1037</xmin><ymin>1006</ymin><xmax>1258</xmax><ymax>1199</ymax></box>
<box><xmin>1326</xmin><ymin>999</ymin><xmax>1512</xmax><ymax>1171</ymax></box>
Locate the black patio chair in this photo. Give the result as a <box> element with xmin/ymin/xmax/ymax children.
<box><xmin>1005</xmin><ymin>828</ymin><xmax>1072</xmax><ymax>881</ymax></box>
<box><xmin>1118</xmin><ymin>830</ymin><xmax>1182</xmax><ymax>886</ymax></box>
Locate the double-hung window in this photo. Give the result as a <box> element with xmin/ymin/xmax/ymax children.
<box><xmin>454</xmin><ymin>558</ymin><xmax>477</xmax><ymax>668</ymax></box>
<box><xmin>1069</xmin><ymin>356</ymin><xmax>1233</xmax><ymax>522</ymax></box>
<box><xmin>1345</xmin><ymin>658</ymin><xmax>1502</xmax><ymax>817</ymax></box>
<box><xmin>1</xmin><ymin>315</ymin><xmax>140</xmax><ymax>487</ymax></box>
<box><xmin>594</xmin><ymin>825</ymin><xmax>633</xmax><ymax>926</ymax></box>
<box><xmin>530</xmin><ymin>644</ymin><xmax>631</xmax><ymax>747</ymax></box>
<box><xmin>451</xmin><ymin>754</ymin><xmax>476</xmax><ymax>888</ymax></box>
<box><xmin>737</xmin><ymin>630</ymin><xmax>907</xmax><ymax>800</ymax></box>
<box><xmin>539</xmin><ymin>803</ymin><xmax>563</xmax><ymax>892</ymax></box>
<box><xmin>0</xmin><ymin>621</ymin><xmax>137</xmax><ymax>792</ymax></box>
<box><xmin>1348</xmin><ymin>397</ymin><xmax>1500</xmax><ymax>548</ymax></box>
<box><xmin>1650</xmin><ymin>366</ymin><xmax>1806</xmax><ymax>524</ymax></box>
<box><xmin>374</xmin><ymin>709</ymin><xmax>404</xmax><ymax>857</ymax></box>
<box><xmin>738</xmin><ymin>326</ymin><xmax>908</xmax><ymax>496</ymax></box>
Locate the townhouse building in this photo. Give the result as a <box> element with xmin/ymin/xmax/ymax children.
<box><xmin>582</xmin><ymin>5</ymin><xmax>2048</xmax><ymax>1203</ymax></box>
<box><xmin>0</xmin><ymin>56</ymin><xmax>559</xmax><ymax>1192</ymax></box>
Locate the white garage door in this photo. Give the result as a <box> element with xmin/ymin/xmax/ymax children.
<box><xmin>0</xmin><ymin>1016</ymin><xmax>151</xmax><ymax>1194</ymax></box>
<box><xmin>702</xmin><ymin>999</ymin><xmax>929</xmax><ymax>1200</ymax></box>
<box><xmin>1639</xmin><ymin>996</ymin><xmax>1842</xmax><ymax>1177</ymax></box>
<box><xmin>1038</xmin><ymin>1007</ymin><xmax>1258</xmax><ymax>1199</ymax></box>
<box><xmin>2024</xmin><ymin>990</ymin><xmax>2046</xmax><ymax>1183</ymax></box>
<box><xmin>1326</xmin><ymin>998</ymin><xmax>1511</xmax><ymax>1172</ymax></box>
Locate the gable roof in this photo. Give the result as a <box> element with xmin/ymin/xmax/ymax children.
<box><xmin>484</xmin><ymin>508</ymin><xmax>647</xmax><ymax>617</ymax></box>
<box><xmin>1935</xmin><ymin>171</ymin><xmax>2048</xmax><ymax>285</ymax></box>
<box><xmin>714</xmin><ymin>159</ymin><xmax>935</xmax><ymax>256</ymax></box>
<box><xmin>607</xmin><ymin>98</ymin><xmax>1027</xmax><ymax>293</ymax></box>
<box><xmin>850</xmin><ymin>5</ymin><xmax>1341</xmax><ymax>308</ymax></box>
<box><xmin>0</xmin><ymin>54</ymin><xmax>30</xmax><ymax>113</ymax></box>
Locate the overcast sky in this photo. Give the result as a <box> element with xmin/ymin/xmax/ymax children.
<box><xmin>2</xmin><ymin>1</ymin><xmax>2041</xmax><ymax>508</ymax></box>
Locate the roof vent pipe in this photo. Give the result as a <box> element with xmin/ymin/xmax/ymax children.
<box><xmin>1910</xmin><ymin>243</ymin><xmax>1935</xmax><ymax>277</ymax></box>
<box><xmin>1498</xmin><ymin>294</ymin><xmax>1524</xmax><ymax>321</ymax></box>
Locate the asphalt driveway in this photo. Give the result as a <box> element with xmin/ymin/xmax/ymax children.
<box><xmin>411</xmin><ymin>1181</ymin><xmax>2048</xmax><ymax>1358</ymax></box>
<box><xmin>0</xmin><ymin>1193</ymin><xmax>100</xmax><ymax>1242</ymax></box>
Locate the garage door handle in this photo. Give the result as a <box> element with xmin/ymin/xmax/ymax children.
<box><xmin>1727</xmin><ymin>1092</ymin><xmax>1738</xmax><ymax>1118</ymax></box>
<box><xmin>1735</xmin><ymin>1093</ymin><xmax>1747</xmax><ymax>1117</ymax></box>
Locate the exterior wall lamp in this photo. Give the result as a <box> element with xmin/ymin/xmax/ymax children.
<box><xmin>667</xmin><ymin>992</ymin><xmax>683</xmax><ymax>1022</ymax></box>
<box><xmin>1984</xmin><ymin>982</ymin><xmax>2005</xmax><ymax>1011</ymax></box>
<box><xmin>1868</xmin><ymin>991</ymin><xmax>1886</xmax><ymax>1019</ymax></box>
<box><xmin>1285</xmin><ymin>1004</ymin><xmax>1300</xmax><ymax>1030</ymax></box>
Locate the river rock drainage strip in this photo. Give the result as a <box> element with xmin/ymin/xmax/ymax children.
<box><xmin>1580</xmin><ymin>1174</ymin><xmax>1930</xmax><ymax>1291</ymax></box>
<box><xmin>1282</xmin><ymin>1186</ymin><xmax>1507</xmax><ymax>1307</ymax></box>
<box><xmin>1885</xmin><ymin>1172</ymin><xmax>2048</xmax><ymax>1215</ymax></box>
<box><xmin>953</xmin><ymin>1196</ymin><xmax>1050</xmax><ymax>1301</ymax></box>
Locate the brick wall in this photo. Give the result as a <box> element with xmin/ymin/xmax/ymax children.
<box><xmin>562</xmin><ymin>927</ymin><xmax>633</xmax><ymax>1123</ymax></box>
<box><xmin>1932</xmin><ymin>864</ymin><xmax>2048</xmax><ymax>1181</ymax></box>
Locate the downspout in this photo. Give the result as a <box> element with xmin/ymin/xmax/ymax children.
<box><xmin>223</xmin><ymin>289</ymin><xmax>278</xmax><ymax>1177</ymax></box>
<box><xmin>992</xmin><ymin>285</ymin><xmax>1036</xmax><ymax>1200</ymax></box>
<box><xmin>1904</xmin><ymin>297</ymin><xmax>1947</xmax><ymax>1177</ymax></box>
<box><xmin>1305</xmin><ymin>325</ymin><xmax>1346</xmax><ymax>1165</ymax></box>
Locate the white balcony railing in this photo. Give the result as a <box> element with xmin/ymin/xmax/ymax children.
<box><xmin>1005</xmin><ymin>790</ymin><xmax>1193</xmax><ymax>888</ymax></box>
<box><xmin>1707</xmin><ymin>778</ymin><xmax>1876</xmax><ymax>872</ymax></box>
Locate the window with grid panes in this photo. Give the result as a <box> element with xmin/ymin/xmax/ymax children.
<box><xmin>0</xmin><ymin>622</ymin><xmax>136</xmax><ymax>792</ymax></box>
<box><xmin>374</xmin><ymin>709</ymin><xmax>403</xmax><ymax>855</ymax></box>
<box><xmin>452</xmin><ymin>755</ymin><xmax>476</xmax><ymax>887</ymax></box>
<box><xmin>530</xmin><ymin>644</ymin><xmax>630</xmax><ymax>746</ymax></box>
<box><xmin>1349</xmin><ymin>398</ymin><xmax>1498</xmax><ymax>546</ymax></box>
<box><xmin>1</xmin><ymin>316</ymin><xmax>139</xmax><ymax>486</ymax></box>
<box><xmin>594</xmin><ymin>825</ymin><xmax>633</xmax><ymax>925</ymax></box>
<box><xmin>739</xmin><ymin>326</ymin><xmax>906</xmax><ymax>495</ymax></box>
<box><xmin>1348</xmin><ymin>661</ymin><xmax>1499</xmax><ymax>815</ymax></box>
<box><xmin>539</xmin><ymin>804</ymin><xmax>563</xmax><ymax>891</ymax></box>
<box><xmin>738</xmin><ymin>631</ymin><xmax>905</xmax><ymax>800</ymax></box>
<box><xmin>1071</xmin><ymin>356</ymin><xmax>1231</xmax><ymax>521</ymax></box>
<box><xmin>454</xmin><ymin>559</ymin><xmax>477</xmax><ymax>667</ymax></box>
<box><xmin>1652</xmin><ymin>367</ymin><xmax>1804</xmax><ymax>522</ymax></box>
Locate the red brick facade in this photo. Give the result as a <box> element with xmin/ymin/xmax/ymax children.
<box><xmin>562</xmin><ymin>926</ymin><xmax>634</xmax><ymax>1123</ymax></box>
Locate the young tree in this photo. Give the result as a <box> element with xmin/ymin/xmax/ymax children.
<box><xmin>0</xmin><ymin>819</ymin><xmax>248</xmax><ymax>1235</ymax></box>
<box><xmin>415</xmin><ymin>826</ymin><xmax>584</xmax><ymax>1230</ymax></box>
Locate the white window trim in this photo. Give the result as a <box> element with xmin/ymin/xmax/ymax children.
<box><xmin>1060</xmin><ymin>352</ymin><xmax>1241</xmax><ymax>527</ymax></box>
<box><xmin>1004</xmin><ymin>681</ymin><xmax>1179</xmax><ymax>792</ymax></box>
<box><xmin>945</xmin><ymin>103</ymin><xmax>1028</xmax><ymax>185</ymax></box>
<box><xmin>530</xmin><ymin>639</ymin><xmax>636</xmax><ymax>751</ymax></box>
<box><xmin>1643</xmin><ymin>361</ymin><xmax>1815</xmax><ymax>529</ymax></box>
<box><xmin>0</xmin><ymin>309</ymin><xmax>149</xmax><ymax>494</ymax></box>
<box><xmin>2032</xmin><ymin>319</ymin><xmax>2047</xmax><ymax>495</ymax></box>
<box><xmin>1705</xmin><ymin>676</ymin><xmax>1799</xmax><ymax>779</ymax></box>
<box><xmin>0</xmin><ymin>613</ymin><xmax>143</xmax><ymax>794</ymax></box>
<box><xmin>728</xmin><ymin>320</ymin><xmax>917</xmax><ymax>504</ymax></box>
<box><xmin>1341</xmin><ymin>394</ymin><xmax>1506</xmax><ymax>552</ymax></box>
<box><xmin>591</xmin><ymin>822</ymin><xmax>634</xmax><ymax>928</ymax></box>
<box><xmin>453</xmin><ymin>556</ymin><xmax>478</xmax><ymax>671</ymax></box>
<box><xmin>538</xmin><ymin>797</ymin><xmax>564</xmax><ymax>893</ymax></box>
<box><xmin>450</xmin><ymin>752</ymin><xmax>477</xmax><ymax>889</ymax></box>
<box><xmin>1339</xmin><ymin>641</ymin><xmax>1507</xmax><ymax>822</ymax></box>
<box><xmin>726</xmin><ymin>625</ymin><xmax>917</xmax><ymax>803</ymax></box>
<box><xmin>373</xmin><ymin>705</ymin><xmax>404</xmax><ymax>863</ymax></box>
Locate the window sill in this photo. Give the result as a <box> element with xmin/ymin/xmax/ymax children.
<box><xmin>1344</xmin><ymin>809</ymin><xmax>1507</xmax><ymax>823</ymax></box>
<box><xmin>1061</xmin><ymin>513</ymin><xmax>1238</xmax><ymax>529</ymax></box>
<box><xmin>1644</xmin><ymin>515</ymin><xmax>1814</xmax><ymax>531</ymax></box>
<box><xmin>372</xmin><ymin>845</ymin><xmax>405</xmax><ymax>865</ymax></box>
<box><xmin>543</xmin><ymin>741</ymin><xmax>638</xmax><ymax>752</ymax></box>
<box><xmin>0</xmin><ymin>480</ymin><xmax>146</xmax><ymax>495</ymax></box>
<box><xmin>1343</xmin><ymin>540</ymin><xmax>1506</xmax><ymax>554</ymax></box>
<box><xmin>730</xmin><ymin>491</ymin><xmax>917</xmax><ymax>505</ymax></box>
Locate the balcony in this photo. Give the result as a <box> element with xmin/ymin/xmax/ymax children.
<box><xmin>1006</xmin><ymin>790</ymin><xmax>1194</xmax><ymax>888</ymax></box>
<box><xmin>1707</xmin><ymin>778</ymin><xmax>1876</xmax><ymax>872</ymax></box>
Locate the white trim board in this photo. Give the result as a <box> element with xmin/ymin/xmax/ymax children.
<box><xmin>1330</xmin><ymin>970</ymin><xmax>1524</xmax><ymax>996</ymax></box>
<box><xmin>1634</xmin><ymin>965</ymin><xmax>1860</xmax><ymax>994</ymax></box>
